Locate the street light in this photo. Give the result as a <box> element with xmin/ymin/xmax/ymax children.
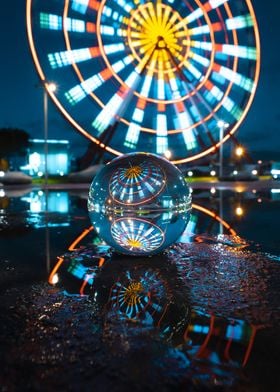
<box><xmin>43</xmin><ymin>82</ymin><xmax>56</xmax><ymax>274</ymax></box>
<box><xmin>217</xmin><ymin>120</ymin><xmax>229</xmax><ymax>235</ymax></box>
<box><xmin>235</xmin><ymin>206</ymin><xmax>244</xmax><ymax>217</ymax></box>
<box><xmin>235</xmin><ymin>146</ymin><xmax>244</xmax><ymax>158</ymax></box>
<box><xmin>43</xmin><ymin>82</ymin><xmax>57</xmax><ymax>186</ymax></box>
<box><xmin>217</xmin><ymin>120</ymin><xmax>229</xmax><ymax>179</ymax></box>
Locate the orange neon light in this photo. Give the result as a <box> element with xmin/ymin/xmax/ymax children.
<box><xmin>99</xmin><ymin>68</ymin><xmax>112</xmax><ymax>81</ymax></box>
<box><xmin>88</xmin><ymin>0</ymin><xmax>100</xmax><ymax>11</ymax></box>
<box><xmin>212</xmin><ymin>22</ymin><xmax>223</xmax><ymax>32</ymax></box>
<box><xmin>203</xmin><ymin>2</ymin><xmax>212</xmax><ymax>13</ymax></box>
<box><xmin>192</xmin><ymin>203</ymin><xmax>237</xmax><ymax>236</ymax></box>
<box><xmin>157</xmin><ymin>303</ymin><xmax>170</xmax><ymax>327</ymax></box>
<box><xmin>68</xmin><ymin>226</ymin><xmax>94</xmax><ymax>251</ymax></box>
<box><xmin>194</xmin><ymin>314</ymin><xmax>215</xmax><ymax>358</ymax></box>
<box><xmin>86</xmin><ymin>22</ymin><xmax>96</xmax><ymax>33</ymax></box>
<box><xmin>176</xmin><ymin>101</ymin><xmax>185</xmax><ymax>113</ymax></box>
<box><xmin>242</xmin><ymin>325</ymin><xmax>264</xmax><ymax>367</ymax></box>
<box><xmin>204</xmin><ymin>80</ymin><xmax>214</xmax><ymax>91</ymax></box>
<box><xmin>79</xmin><ymin>278</ymin><xmax>89</xmax><ymax>296</ymax></box>
<box><xmin>89</xmin><ymin>47</ymin><xmax>100</xmax><ymax>57</ymax></box>
<box><xmin>136</xmin><ymin>98</ymin><xmax>146</xmax><ymax>110</ymax></box>
<box><xmin>48</xmin><ymin>256</ymin><xmax>64</xmax><ymax>285</ymax></box>
<box><xmin>214</xmin><ymin>43</ymin><xmax>223</xmax><ymax>52</ymax></box>
<box><xmin>212</xmin><ymin>62</ymin><xmax>221</xmax><ymax>73</ymax></box>
<box><xmin>157</xmin><ymin>102</ymin><xmax>165</xmax><ymax>112</ymax></box>
<box><xmin>224</xmin><ymin>323</ymin><xmax>235</xmax><ymax>361</ymax></box>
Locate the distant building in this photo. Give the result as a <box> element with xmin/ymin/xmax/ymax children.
<box><xmin>21</xmin><ymin>139</ymin><xmax>70</xmax><ymax>177</ymax></box>
<box><xmin>271</xmin><ymin>162</ymin><xmax>280</xmax><ymax>180</ymax></box>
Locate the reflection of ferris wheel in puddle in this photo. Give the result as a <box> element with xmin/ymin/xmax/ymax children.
<box><xmin>65</xmin><ymin>203</ymin><xmax>237</xmax><ymax>254</ymax></box>
<box><xmin>27</xmin><ymin>0</ymin><xmax>260</xmax><ymax>163</ymax></box>
<box><xmin>48</xmin><ymin>203</ymin><xmax>239</xmax><ymax>293</ymax></box>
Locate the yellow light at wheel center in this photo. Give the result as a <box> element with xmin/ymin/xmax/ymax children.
<box><xmin>124</xmin><ymin>166</ymin><xmax>142</xmax><ymax>178</ymax></box>
<box><xmin>127</xmin><ymin>239</ymin><xmax>143</xmax><ymax>248</ymax></box>
<box><xmin>128</xmin><ymin>2</ymin><xmax>188</xmax><ymax>73</ymax></box>
<box><xmin>158</xmin><ymin>38</ymin><xmax>167</xmax><ymax>49</ymax></box>
<box><xmin>142</xmin><ymin>12</ymin><xmax>177</xmax><ymax>50</ymax></box>
<box><xmin>124</xmin><ymin>282</ymin><xmax>144</xmax><ymax>305</ymax></box>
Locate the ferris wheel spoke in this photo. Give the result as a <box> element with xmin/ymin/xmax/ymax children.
<box><xmin>184</xmin><ymin>7</ymin><xmax>203</xmax><ymax>24</ymax></box>
<box><xmin>47</xmin><ymin>47</ymin><xmax>100</xmax><ymax>69</ymax></box>
<box><xmin>65</xmin><ymin>51</ymin><xmax>136</xmax><ymax>106</ymax></box>
<box><xmin>41</xmin><ymin>12</ymin><xmax>93</xmax><ymax>34</ymax></box>
<box><xmin>221</xmin><ymin>97</ymin><xmax>243</xmax><ymax>120</ymax></box>
<box><xmin>64</xmin><ymin>68</ymin><xmax>112</xmax><ymax>106</ymax></box>
<box><xmin>215</xmin><ymin>44</ymin><xmax>257</xmax><ymax>60</ymax></box>
<box><xmin>124</xmin><ymin>119</ymin><xmax>143</xmax><ymax>149</ymax></box>
<box><xmin>92</xmin><ymin>72</ymin><xmax>140</xmax><ymax>134</ymax></box>
<box><xmin>225</xmin><ymin>14</ymin><xmax>254</xmax><ymax>30</ymax></box>
<box><xmin>156</xmin><ymin>113</ymin><xmax>168</xmax><ymax>154</ymax></box>
<box><xmin>71</xmin><ymin>0</ymin><xmax>90</xmax><ymax>15</ymax></box>
<box><xmin>184</xmin><ymin>61</ymin><xmax>203</xmax><ymax>81</ymax></box>
<box><xmin>212</xmin><ymin>0</ymin><xmax>232</xmax><ymax>9</ymax></box>
<box><xmin>65</xmin><ymin>76</ymin><xmax>105</xmax><ymax>105</ymax></box>
<box><xmin>190</xmin><ymin>40</ymin><xmax>213</xmax><ymax>51</ymax></box>
<box><xmin>111</xmin><ymin>0</ymin><xmax>133</xmax><ymax>15</ymax></box>
<box><xmin>180</xmin><ymin>80</ymin><xmax>220</xmax><ymax>145</ymax></box>
<box><xmin>159</xmin><ymin>3</ymin><xmax>173</xmax><ymax>29</ymax></box>
<box><xmin>146</xmin><ymin>2</ymin><xmax>159</xmax><ymax>26</ymax></box>
<box><xmin>172</xmin><ymin>105</ymin><xmax>198</xmax><ymax>151</ymax></box>
<box><xmin>103</xmin><ymin>42</ymin><xmax>126</xmax><ymax>55</ymax></box>
<box><xmin>188</xmin><ymin>24</ymin><xmax>211</xmax><ymax>37</ymax></box>
<box><xmin>189</xmin><ymin>52</ymin><xmax>210</xmax><ymax>68</ymax></box>
<box><xmin>214</xmin><ymin>65</ymin><xmax>255</xmax><ymax>92</ymax></box>
<box><xmin>163</xmin><ymin>45</ymin><xmax>191</xmax><ymax>84</ymax></box>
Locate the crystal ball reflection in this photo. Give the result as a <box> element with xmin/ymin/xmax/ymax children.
<box><xmin>88</xmin><ymin>153</ymin><xmax>192</xmax><ymax>256</ymax></box>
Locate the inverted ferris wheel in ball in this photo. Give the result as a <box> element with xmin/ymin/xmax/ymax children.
<box><xmin>26</xmin><ymin>0</ymin><xmax>260</xmax><ymax>165</ymax></box>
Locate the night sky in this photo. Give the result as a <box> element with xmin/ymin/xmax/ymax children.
<box><xmin>0</xmin><ymin>1</ymin><xmax>279</xmax><ymax>160</ymax></box>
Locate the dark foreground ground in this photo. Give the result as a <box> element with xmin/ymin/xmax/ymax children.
<box><xmin>1</xmin><ymin>239</ymin><xmax>280</xmax><ymax>392</ymax></box>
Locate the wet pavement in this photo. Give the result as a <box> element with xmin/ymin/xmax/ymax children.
<box><xmin>0</xmin><ymin>184</ymin><xmax>280</xmax><ymax>391</ymax></box>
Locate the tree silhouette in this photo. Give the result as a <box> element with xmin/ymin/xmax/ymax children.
<box><xmin>0</xmin><ymin>128</ymin><xmax>30</xmax><ymax>159</ymax></box>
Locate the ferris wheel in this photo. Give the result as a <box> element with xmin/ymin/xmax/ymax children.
<box><xmin>26</xmin><ymin>0</ymin><xmax>260</xmax><ymax>164</ymax></box>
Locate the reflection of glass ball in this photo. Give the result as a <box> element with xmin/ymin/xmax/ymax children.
<box><xmin>88</xmin><ymin>153</ymin><xmax>192</xmax><ymax>256</ymax></box>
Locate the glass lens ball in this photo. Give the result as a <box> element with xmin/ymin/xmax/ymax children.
<box><xmin>88</xmin><ymin>153</ymin><xmax>192</xmax><ymax>256</ymax></box>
